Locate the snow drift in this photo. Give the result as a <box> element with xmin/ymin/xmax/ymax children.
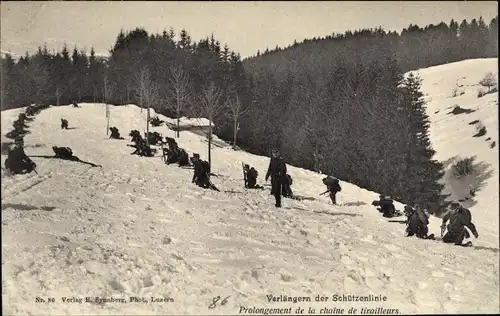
<box><xmin>1</xmin><ymin>59</ymin><xmax>499</xmax><ymax>315</ymax></box>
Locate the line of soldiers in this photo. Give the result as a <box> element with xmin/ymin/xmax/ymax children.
<box><xmin>129</xmin><ymin>130</ymin><xmax>155</xmax><ymax>157</ymax></box>
<box><xmin>370</xmin><ymin>195</ymin><xmax>480</xmax><ymax>246</ymax></box>
<box><xmin>6</xmin><ymin>113</ymin><xmax>31</xmax><ymax>140</ymax></box>
<box><xmin>25</xmin><ymin>103</ymin><xmax>50</xmax><ymax>116</ymax></box>
<box><xmin>163</xmin><ymin>137</ymin><xmax>189</xmax><ymax>166</ymax></box>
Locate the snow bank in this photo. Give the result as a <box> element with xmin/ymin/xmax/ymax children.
<box><xmin>1</xmin><ymin>60</ymin><xmax>498</xmax><ymax>314</ymax></box>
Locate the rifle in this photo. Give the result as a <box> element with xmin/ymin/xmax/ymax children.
<box><xmin>440</xmin><ymin>224</ymin><xmax>446</xmax><ymax>237</ymax></box>
<box><xmin>319</xmin><ymin>190</ymin><xmax>329</xmax><ymax>196</ymax></box>
<box><xmin>207</xmin><ymin>175</ymin><xmax>220</xmax><ymax>192</ymax></box>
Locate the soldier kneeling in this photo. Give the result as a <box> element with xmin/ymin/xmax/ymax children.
<box><xmin>192</xmin><ymin>154</ymin><xmax>219</xmax><ymax>191</ymax></box>
<box><xmin>109</xmin><ymin>127</ymin><xmax>124</xmax><ymax>139</ymax></box>
<box><xmin>441</xmin><ymin>202</ymin><xmax>478</xmax><ymax>246</ymax></box>
<box><xmin>404</xmin><ymin>205</ymin><xmax>433</xmax><ymax>239</ymax></box>
<box><xmin>244</xmin><ymin>164</ymin><xmax>264</xmax><ymax>189</ymax></box>
<box><xmin>5</xmin><ymin>138</ymin><xmax>36</xmax><ymax>174</ymax></box>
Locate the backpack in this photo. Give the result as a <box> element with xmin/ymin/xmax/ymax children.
<box><xmin>201</xmin><ymin>161</ymin><xmax>210</xmax><ymax>175</ymax></box>
<box><xmin>415</xmin><ymin>207</ymin><xmax>429</xmax><ymax>226</ymax></box>
<box><xmin>323</xmin><ymin>176</ymin><xmax>340</xmax><ymax>190</ymax></box>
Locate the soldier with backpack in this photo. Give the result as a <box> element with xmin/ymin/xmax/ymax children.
<box><xmin>440</xmin><ymin>202</ymin><xmax>479</xmax><ymax>246</ymax></box>
<box><xmin>321</xmin><ymin>176</ymin><xmax>342</xmax><ymax>205</ymax></box>
<box><xmin>191</xmin><ymin>154</ymin><xmax>219</xmax><ymax>191</ymax></box>
<box><xmin>243</xmin><ymin>163</ymin><xmax>264</xmax><ymax>189</ymax></box>
<box><xmin>404</xmin><ymin>205</ymin><xmax>434</xmax><ymax>239</ymax></box>
<box><xmin>177</xmin><ymin>148</ymin><xmax>190</xmax><ymax>167</ymax></box>
<box><xmin>109</xmin><ymin>127</ymin><xmax>124</xmax><ymax>139</ymax></box>
<box><xmin>4</xmin><ymin>137</ymin><xmax>36</xmax><ymax>175</ymax></box>
<box><xmin>61</xmin><ymin>118</ymin><xmax>69</xmax><ymax>130</ymax></box>
<box><xmin>265</xmin><ymin>148</ymin><xmax>287</xmax><ymax>208</ymax></box>
<box><xmin>282</xmin><ymin>174</ymin><xmax>293</xmax><ymax>197</ymax></box>
<box><xmin>372</xmin><ymin>195</ymin><xmax>397</xmax><ymax>217</ymax></box>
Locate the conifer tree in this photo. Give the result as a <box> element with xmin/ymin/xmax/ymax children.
<box><xmin>397</xmin><ymin>72</ymin><xmax>445</xmax><ymax>207</ymax></box>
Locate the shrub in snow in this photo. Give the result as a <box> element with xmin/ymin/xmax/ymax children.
<box><xmin>477</xmin><ymin>88</ymin><xmax>487</xmax><ymax>98</ymax></box>
<box><xmin>451</xmin><ymin>87</ymin><xmax>459</xmax><ymax>98</ymax></box>
<box><xmin>452</xmin><ymin>156</ymin><xmax>476</xmax><ymax>178</ymax></box>
<box><xmin>490</xmin><ymin>141</ymin><xmax>496</xmax><ymax>149</ymax></box>
<box><xmin>479</xmin><ymin>71</ymin><xmax>497</xmax><ymax>93</ymax></box>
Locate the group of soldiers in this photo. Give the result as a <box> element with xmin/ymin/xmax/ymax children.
<box><xmin>4</xmin><ymin>105</ymin><xmax>481</xmax><ymax>249</ymax></box>
<box><xmin>370</xmin><ymin>195</ymin><xmax>479</xmax><ymax>247</ymax></box>
<box><xmin>122</xmin><ymin>129</ymin><xmax>219</xmax><ymax>191</ymax></box>
<box><xmin>4</xmin><ymin>107</ymin><xmax>38</xmax><ymax>174</ymax></box>
<box><xmin>4</xmin><ymin>103</ymin><xmax>102</xmax><ymax>175</ymax></box>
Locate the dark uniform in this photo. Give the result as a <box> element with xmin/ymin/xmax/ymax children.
<box><xmin>244</xmin><ymin>164</ymin><xmax>264</xmax><ymax>189</ymax></box>
<box><xmin>5</xmin><ymin>138</ymin><xmax>36</xmax><ymax>174</ymax></box>
<box><xmin>109</xmin><ymin>127</ymin><xmax>124</xmax><ymax>139</ymax></box>
<box><xmin>405</xmin><ymin>205</ymin><xmax>431</xmax><ymax>239</ymax></box>
<box><xmin>441</xmin><ymin>202</ymin><xmax>478</xmax><ymax>245</ymax></box>
<box><xmin>372</xmin><ymin>196</ymin><xmax>396</xmax><ymax>217</ymax></box>
<box><xmin>265</xmin><ymin>149</ymin><xmax>287</xmax><ymax>207</ymax></box>
<box><xmin>192</xmin><ymin>154</ymin><xmax>219</xmax><ymax>191</ymax></box>
<box><xmin>61</xmin><ymin>119</ymin><xmax>69</xmax><ymax>129</ymax></box>
<box><xmin>177</xmin><ymin>149</ymin><xmax>190</xmax><ymax>167</ymax></box>
<box><xmin>282</xmin><ymin>174</ymin><xmax>293</xmax><ymax>197</ymax></box>
<box><xmin>323</xmin><ymin>176</ymin><xmax>341</xmax><ymax>205</ymax></box>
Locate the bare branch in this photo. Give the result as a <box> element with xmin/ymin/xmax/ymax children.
<box><xmin>199</xmin><ymin>82</ymin><xmax>225</xmax><ymax>121</ymax></box>
<box><xmin>103</xmin><ymin>74</ymin><xmax>115</xmax><ymax>104</ymax></box>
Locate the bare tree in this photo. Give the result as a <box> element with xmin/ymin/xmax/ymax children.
<box><xmin>103</xmin><ymin>74</ymin><xmax>115</xmax><ymax>135</ymax></box>
<box><xmin>198</xmin><ymin>83</ymin><xmax>225</xmax><ymax>170</ymax></box>
<box><xmin>135</xmin><ymin>67</ymin><xmax>160</xmax><ymax>145</ymax></box>
<box><xmin>167</xmin><ymin>65</ymin><xmax>192</xmax><ymax>138</ymax></box>
<box><xmin>225</xmin><ymin>92</ymin><xmax>248</xmax><ymax>149</ymax></box>
<box><xmin>479</xmin><ymin>72</ymin><xmax>497</xmax><ymax>93</ymax></box>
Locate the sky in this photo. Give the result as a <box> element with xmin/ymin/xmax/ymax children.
<box><xmin>1</xmin><ymin>1</ymin><xmax>498</xmax><ymax>59</ymax></box>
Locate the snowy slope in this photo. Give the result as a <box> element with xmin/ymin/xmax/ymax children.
<box><xmin>1</xmin><ymin>100</ymin><xmax>498</xmax><ymax>314</ymax></box>
<box><xmin>411</xmin><ymin>58</ymin><xmax>499</xmax><ymax>249</ymax></box>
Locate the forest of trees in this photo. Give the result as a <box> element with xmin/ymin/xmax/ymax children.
<box><xmin>1</xmin><ymin>16</ymin><xmax>497</xmax><ymax>209</ymax></box>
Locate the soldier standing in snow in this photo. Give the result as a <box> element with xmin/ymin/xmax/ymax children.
<box><xmin>321</xmin><ymin>176</ymin><xmax>342</xmax><ymax>205</ymax></box>
<box><xmin>61</xmin><ymin>118</ymin><xmax>69</xmax><ymax>129</ymax></box>
<box><xmin>440</xmin><ymin>202</ymin><xmax>478</xmax><ymax>246</ymax></box>
<box><xmin>265</xmin><ymin>148</ymin><xmax>287</xmax><ymax>208</ymax></box>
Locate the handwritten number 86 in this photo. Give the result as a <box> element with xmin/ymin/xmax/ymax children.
<box><xmin>209</xmin><ymin>295</ymin><xmax>230</xmax><ymax>309</ymax></box>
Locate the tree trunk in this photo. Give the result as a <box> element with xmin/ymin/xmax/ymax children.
<box><xmin>146</xmin><ymin>106</ymin><xmax>150</xmax><ymax>146</ymax></box>
<box><xmin>176</xmin><ymin>116</ymin><xmax>180</xmax><ymax>138</ymax></box>
<box><xmin>208</xmin><ymin>120</ymin><xmax>212</xmax><ymax>170</ymax></box>
<box><xmin>106</xmin><ymin>104</ymin><xmax>110</xmax><ymax>135</ymax></box>
<box><xmin>233</xmin><ymin>120</ymin><xmax>238</xmax><ymax>148</ymax></box>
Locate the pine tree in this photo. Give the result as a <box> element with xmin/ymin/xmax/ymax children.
<box><xmin>398</xmin><ymin>72</ymin><xmax>445</xmax><ymax>208</ymax></box>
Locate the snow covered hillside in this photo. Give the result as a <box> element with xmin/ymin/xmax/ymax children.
<box><xmin>1</xmin><ymin>97</ymin><xmax>498</xmax><ymax>313</ymax></box>
<box><xmin>411</xmin><ymin>58</ymin><xmax>499</xmax><ymax>248</ymax></box>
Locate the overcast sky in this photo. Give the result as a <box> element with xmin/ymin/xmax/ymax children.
<box><xmin>1</xmin><ymin>1</ymin><xmax>498</xmax><ymax>59</ymax></box>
